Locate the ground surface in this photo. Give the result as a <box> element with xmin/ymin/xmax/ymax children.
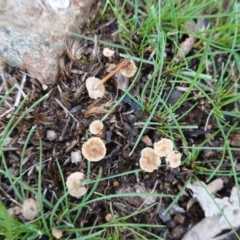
<box><xmin>0</xmin><ymin>1</ymin><xmax>240</xmax><ymax>239</ymax></box>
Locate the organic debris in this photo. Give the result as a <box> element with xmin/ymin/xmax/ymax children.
<box><xmin>183</xmin><ymin>182</ymin><xmax>240</xmax><ymax>239</ymax></box>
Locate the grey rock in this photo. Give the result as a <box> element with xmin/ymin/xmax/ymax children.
<box><xmin>0</xmin><ymin>0</ymin><xmax>97</xmax><ymax>84</ymax></box>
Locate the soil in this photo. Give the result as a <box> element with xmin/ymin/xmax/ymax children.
<box><xmin>0</xmin><ymin>1</ymin><xmax>240</xmax><ymax>240</ymax></box>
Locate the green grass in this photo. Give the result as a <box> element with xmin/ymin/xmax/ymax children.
<box><xmin>1</xmin><ymin>0</ymin><xmax>240</xmax><ymax>239</ymax></box>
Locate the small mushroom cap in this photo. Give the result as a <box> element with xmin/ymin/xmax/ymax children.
<box><xmin>154</xmin><ymin>138</ymin><xmax>173</xmax><ymax>157</ymax></box>
<box><xmin>120</xmin><ymin>59</ymin><xmax>137</xmax><ymax>78</ymax></box>
<box><xmin>21</xmin><ymin>198</ymin><xmax>39</xmax><ymax>220</ymax></box>
<box><xmin>86</xmin><ymin>77</ymin><xmax>105</xmax><ymax>99</ymax></box>
<box><xmin>52</xmin><ymin>227</ymin><xmax>63</xmax><ymax>239</ymax></box>
<box><xmin>82</xmin><ymin>137</ymin><xmax>106</xmax><ymax>161</ymax></box>
<box><xmin>103</xmin><ymin>47</ymin><xmax>115</xmax><ymax>57</ymax></box>
<box><xmin>66</xmin><ymin>172</ymin><xmax>87</xmax><ymax>198</ymax></box>
<box><xmin>89</xmin><ymin>120</ymin><xmax>104</xmax><ymax>135</ymax></box>
<box><xmin>140</xmin><ymin>147</ymin><xmax>161</xmax><ymax>172</ymax></box>
<box><xmin>166</xmin><ymin>151</ymin><xmax>182</xmax><ymax>168</ymax></box>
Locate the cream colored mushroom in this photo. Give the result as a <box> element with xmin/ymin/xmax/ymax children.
<box><xmin>66</xmin><ymin>172</ymin><xmax>87</xmax><ymax>198</ymax></box>
<box><xmin>93</xmin><ymin>58</ymin><xmax>137</xmax><ymax>90</ymax></box>
<box><xmin>52</xmin><ymin>227</ymin><xmax>63</xmax><ymax>239</ymax></box>
<box><xmin>120</xmin><ymin>59</ymin><xmax>137</xmax><ymax>78</ymax></box>
<box><xmin>82</xmin><ymin>137</ymin><xmax>106</xmax><ymax>161</ymax></box>
<box><xmin>139</xmin><ymin>147</ymin><xmax>161</xmax><ymax>172</ymax></box>
<box><xmin>89</xmin><ymin>120</ymin><xmax>104</xmax><ymax>135</ymax></box>
<box><xmin>166</xmin><ymin>151</ymin><xmax>182</xmax><ymax>168</ymax></box>
<box><xmin>105</xmin><ymin>213</ymin><xmax>113</xmax><ymax>222</ymax></box>
<box><xmin>154</xmin><ymin>138</ymin><xmax>173</xmax><ymax>157</ymax></box>
<box><xmin>21</xmin><ymin>198</ymin><xmax>39</xmax><ymax>220</ymax></box>
<box><xmin>103</xmin><ymin>47</ymin><xmax>115</xmax><ymax>62</ymax></box>
<box><xmin>86</xmin><ymin>77</ymin><xmax>105</xmax><ymax>99</ymax></box>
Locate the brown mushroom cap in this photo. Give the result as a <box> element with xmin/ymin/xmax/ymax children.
<box><xmin>86</xmin><ymin>77</ymin><xmax>105</xmax><ymax>99</ymax></box>
<box><xmin>66</xmin><ymin>172</ymin><xmax>87</xmax><ymax>198</ymax></box>
<box><xmin>139</xmin><ymin>147</ymin><xmax>161</xmax><ymax>172</ymax></box>
<box><xmin>21</xmin><ymin>198</ymin><xmax>39</xmax><ymax>220</ymax></box>
<box><xmin>82</xmin><ymin>137</ymin><xmax>106</xmax><ymax>161</ymax></box>
<box><xmin>166</xmin><ymin>151</ymin><xmax>182</xmax><ymax>168</ymax></box>
<box><xmin>103</xmin><ymin>47</ymin><xmax>115</xmax><ymax>57</ymax></box>
<box><xmin>89</xmin><ymin>120</ymin><xmax>104</xmax><ymax>135</ymax></box>
<box><xmin>120</xmin><ymin>59</ymin><xmax>137</xmax><ymax>78</ymax></box>
<box><xmin>154</xmin><ymin>138</ymin><xmax>173</xmax><ymax>157</ymax></box>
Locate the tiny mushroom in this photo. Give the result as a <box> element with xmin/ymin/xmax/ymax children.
<box><xmin>52</xmin><ymin>227</ymin><xmax>63</xmax><ymax>239</ymax></box>
<box><xmin>89</xmin><ymin>120</ymin><xmax>104</xmax><ymax>135</ymax></box>
<box><xmin>86</xmin><ymin>77</ymin><xmax>105</xmax><ymax>99</ymax></box>
<box><xmin>103</xmin><ymin>47</ymin><xmax>115</xmax><ymax>62</ymax></box>
<box><xmin>166</xmin><ymin>151</ymin><xmax>182</xmax><ymax>168</ymax></box>
<box><xmin>139</xmin><ymin>147</ymin><xmax>161</xmax><ymax>172</ymax></box>
<box><xmin>120</xmin><ymin>59</ymin><xmax>137</xmax><ymax>78</ymax></box>
<box><xmin>93</xmin><ymin>58</ymin><xmax>137</xmax><ymax>90</ymax></box>
<box><xmin>82</xmin><ymin>137</ymin><xmax>106</xmax><ymax>161</ymax></box>
<box><xmin>21</xmin><ymin>198</ymin><xmax>40</xmax><ymax>220</ymax></box>
<box><xmin>66</xmin><ymin>172</ymin><xmax>87</xmax><ymax>198</ymax></box>
<box><xmin>154</xmin><ymin>138</ymin><xmax>173</xmax><ymax>157</ymax></box>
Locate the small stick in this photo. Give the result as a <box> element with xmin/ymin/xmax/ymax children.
<box><xmin>93</xmin><ymin>58</ymin><xmax>128</xmax><ymax>90</ymax></box>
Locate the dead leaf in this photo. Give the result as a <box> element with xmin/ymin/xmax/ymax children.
<box><xmin>71</xmin><ymin>150</ymin><xmax>82</xmax><ymax>163</ymax></box>
<box><xmin>141</xmin><ymin>135</ymin><xmax>152</xmax><ymax>146</ymax></box>
<box><xmin>182</xmin><ymin>216</ymin><xmax>222</xmax><ymax>240</ymax></box>
<box><xmin>207</xmin><ymin>178</ymin><xmax>224</xmax><ymax>194</ymax></box>
<box><xmin>83</xmin><ymin>99</ymin><xmax>113</xmax><ymax>118</ymax></box>
<box><xmin>114</xmin><ymin>71</ymin><xmax>129</xmax><ymax>91</ymax></box>
<box><xmin>173</xmin><ymin>21</ymin><xmax>196</xmax><ymax>63</ymax></box>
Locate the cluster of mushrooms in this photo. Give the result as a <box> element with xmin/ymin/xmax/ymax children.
<box><xmin>66</xmin><ymin>120</ymin><xmax>182</xmax><ymax>199</ymax></box>
<box><xmin>140</xmin><ymin>138</ymin><xmax>182</xmax><ymax>172</ymax></box>
<box><xmin>85</xmin><ymin>47</ymin><xmax>137</xmax><ymax>99</ymax></box>
<box><xmin>66</xmin><ymin>48</ymin><xmax>182</xmax><ymax>199</ymax></box>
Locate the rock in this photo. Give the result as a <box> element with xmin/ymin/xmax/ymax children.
<box><xmin>0</xmin><ymin>0</ymin><xmax>97</xmax><ymax>84</ymax></box>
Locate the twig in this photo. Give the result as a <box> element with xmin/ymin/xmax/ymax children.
<box><xmin>204</xmin><ymin>109</ymin><xmax>213</xmax><ymax>131</ymax></box>
<box><xmin>0</xmin><ymin>107</ymin><xmax>15</xmax><ymax>119</ymax></box>
<box><xmin>0</xmin><ymin>185</ymin><xmax>22</xmax><ymax>207</ymax></box>
<box><xmin>93</xmin><ymin>59</ymin><xmax>129</xmax><ymax>90</ymax></box>
<box><xmin>55</xmin><ymin>98</ymin><xmax>79</xmax><ymax>123</ymax></box>
<box><xmin>14</xmin><ymin>74</ymin><xmax>27</xmax><ymax>107</ymax></box>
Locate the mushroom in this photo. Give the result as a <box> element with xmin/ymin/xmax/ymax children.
<box><xmin>66</xmin><ymin>172</ymin><xmax>87</xmax><ymax>198</ymax></box>
<box><xmin>103</xmin><ymin>47</ymin><xmax>115</xmax><ymax>62</ymax></box>
<box><xmin>82</xmin><ymin>137</ymin><xmax>106</xmax><ymax>161</ymax></box>
<box><xmin>86</xmin><ymin>77</ymin><xmax>105</xmax><ymax>99</ymax></box>
<box><xmin>154</xmin><ymin>138</ymin><xmax>173</xmax><ymax>157</ymax></box>
<box><xmin>93</xmin><ymin>58</ymin><xmax>137</xmax><ymax>90</ymax></box>
<box><xmin>105</xmin><ymin>213</ymin><xmax>113</xmax><ymax>222</ymax></box>
<box><xmin>89</xmin><ymin>120</ymin><xmax>104</xmax><ymax>135</ymax></box>
<box><xmin>52</xmin><ymin>227</ymin><xmax>63</xmax><ymax>239</ymax></box>
<box><xmin>120</xmin><ymin>59</ymin><xmax>137</xmax><ymax>78</ymax></box>
<box><xmin>21</xmin><ymin>198</ymin><xmax>39</xmax><ymax>220</ymax></box>
<box><xmin>166</xmin><ymin>151</ymin><xmax>182</xmax><ymax>168</ymax></box>
<box><xmin>139</xmin><ymin>147</ymin><xmax>161</xmax><ymax>172</ymax></box>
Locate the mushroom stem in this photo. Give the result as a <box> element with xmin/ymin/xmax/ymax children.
<box><xmin>93</xmin><ymin>59</ymin><xmax>128</xmax><ymax>90</ymax></box>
